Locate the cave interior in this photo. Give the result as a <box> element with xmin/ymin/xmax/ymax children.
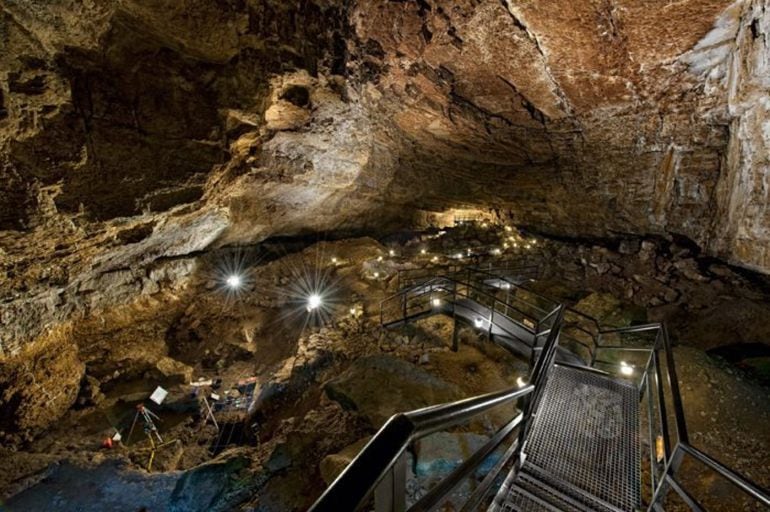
<box><xmin>1</xmin><ymin>1</ymin><xmax>770</xmax><ymax>511</ymax></box>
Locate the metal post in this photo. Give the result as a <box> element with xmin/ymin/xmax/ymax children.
<box><xmin>645</xmin><ymin>372</ymin><xmax>657</xmax><ymax>498</ymax></box>
<box><xmin>374</xmin><ymin>452</ymin><xmax>407</xmax><ymax>512</ymax></box>
<box><xmin>488</xmin><ymin>300</ymin><xmax>494</xmax><ymax>339</ymax></box>
<box><xmin>652</xmin><ymin>350</ymin><xmax>671</xmax><ymax>460</ymax></box>
<box><xmin>451</xmin><ymin>283</ymin><xmax>459</xmax><ymax>352</ymax></box>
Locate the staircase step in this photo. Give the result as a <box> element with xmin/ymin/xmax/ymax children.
<box><xmin>498</xmin><ymin>483</ymin><xmax>562</xmax><ymax>512</ymax></box>
<box><xmin>518</xmin><ymin>465</ymin><xmax>617</xmax><ymax>512</ymax></box>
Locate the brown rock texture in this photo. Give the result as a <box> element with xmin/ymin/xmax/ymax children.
<box><xmin>1</xmin><ymin>1</ymin><xmax>769</xmax><ymax>360</ymax></box>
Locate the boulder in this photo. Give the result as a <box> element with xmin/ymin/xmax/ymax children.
<box><xmin>319</xmin><ymin>436</ymin><xmax>372</xmax><ymax>485</ymax></box>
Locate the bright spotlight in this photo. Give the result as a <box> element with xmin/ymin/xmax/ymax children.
<box><xmin>420</xmin><ymin>248</ymin><xmax>427</xmax><ymax>255</ymax></box>
<box><xmin>620</xmin><ymin>361</ymin><xmax>634</xmax><ymax>376</ymax></box>
<box><xmin>517</xmin><ymin>377</ymin><xmax>527</xmax><ymax>388</ymax></box>
<box><xmin>431</xmin><ymin>298</ymin><xmax>441</xmax><ymax>308</ymax></box>
<box><xmin>501</xmin><ymin>282</ymin><xmax>511</xmax><ymax>290</ymax></box>
<box><xmin>455</xmin><ymin>253</ymin><xmax>463</xmax><ymax>259</ymax></box>
<box><xmin>431</xmin><ymin>256</ymin><xmax>439</xmax><ymax>262</ymax></box>
<box><xmin>307</xmin><ymin>294</ymin><xmax>322</xmax><ymax>311</ymax></box>
<box><xmin>225</xmin><ymin>274</ymin><xmax>242</xmax><ymax>289</ymax></box>
<box><xmin>389</xmin><ymin>249</ymin><xmax>396</xmax><ymax>257</ymax></box>
<box><xmin>377</xmin><ymin>256</ymin><xmax>383</xmax><ymax>262</ymax></box>
<box><xmin>474</xmin><ymin>317</ymin><xmax>484</xmax><ymax>328</ymax></box>
<box><xmin>331</xmin><ymin>257</ymin><xmax>338</xmax><ymax>264</ymax></box>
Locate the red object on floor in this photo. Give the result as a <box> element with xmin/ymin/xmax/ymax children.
<box><xmin>102</xmin><ymin>437</ymin><xmax>113</xmax><ymax>449</ymax></box>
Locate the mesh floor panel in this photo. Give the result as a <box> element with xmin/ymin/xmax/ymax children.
<box><xmin>497</xmin><ymin>365</ymin><xmax>641</xmax><ymax>512</ymax></box>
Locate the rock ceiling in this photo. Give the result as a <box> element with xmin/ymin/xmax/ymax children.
<box><xmin>1</xmin><ymin>0</ymin><xmax>769</xmax><ymax>354</ymax></box>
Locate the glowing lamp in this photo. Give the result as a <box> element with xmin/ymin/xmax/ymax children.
<box><xmin>307</xmin><ymin>294</ymin><xmax>322</xmax><ymax>311</ymax></box>
<box><xmin>517</xmin><ymin>377</ymin><xmax>527</xmax><ymax>388</ymax></box>
<box><xmin>225</xmin><ymin>275</ymin><xmax>242</xmax><ymax>289</ymax></box>
<box><xmin>620</xmin><ymin>361</ymin><xmax>634</xmax><ymax>376</ymax></box>
<box><xmin>431</xmin><ymin>298</ymin><xmax>441</xmax><ymax>308</ymax></box>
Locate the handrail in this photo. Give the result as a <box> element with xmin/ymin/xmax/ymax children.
<box><xmin>308</xmin><ymin>384</ymin><xmax>535</xmax><ymax>512</ymax></box>
<box><xmin>380</xmin><ymin>275</ymin><xmax>545</xmax><ymax>331</ymax></box>
<box><xmin>678</xmin><ymin>443</ymin><xmax>770</xmax><ymax>507</ymax></box>
<box><xmin>518</xmin><ymin>306</ymin><xmax>565</xmax><ymax>446</ymax></box>
<box><xmin>464</xmin><ymin>267</ymin><xmax>555</xmax><ymax>315</ymax></box>
<box><xmin>472</xmin><ymin>265</ymin><xmax>602</xmax><ymax>333</ymax></box>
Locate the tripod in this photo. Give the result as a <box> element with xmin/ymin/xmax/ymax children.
<box><xmin>127</xmin><ymin>403</ymin><xmax>176</xmax><ymax>471</ymax></box>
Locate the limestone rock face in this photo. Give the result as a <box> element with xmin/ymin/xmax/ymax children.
<box><xmin>1</xmin><ymin>0</ymin><xmax>770</xmax><ymax>355</ymax></box>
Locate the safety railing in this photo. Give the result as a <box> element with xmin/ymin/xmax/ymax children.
<box><xmin>464</xmin><ymin>266</ymin><xmax>601</xmax><ymax>365</ymax></box>
<box><xmin>376</xmin><ymin>266</ymin><xmax>770</xmax><ymax>512</ymax></box>
<box><xmin>380</xmin><ymin>274</ymin><xmax>558</xmax><ymax>356</ymax></box>
<box><xmin>594</xmin><ymin>323</ymin><xmax>770</xmax><ymax>511</ymax></box>
<box><xmin>395</xmin><ymin>262</ymin><xmax>539</xmax><ymax>291</ymax></box>
<box><xmin>309</xmin><ymin>306</ymin><xmax>566</xmax><ymax>512</ymax></box>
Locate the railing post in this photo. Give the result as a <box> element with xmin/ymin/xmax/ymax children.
<box><xmin>488</xmin><ymin>300</ymin><xmax>494</xmax><ymax>339</ymax></box>
<box><xmin>451</xmin><ymin>282</ymin><xmax>459</xmax><ymax>352</ymax></box>
<box><xmin>374</xmin><ymin>452</ymin><xmax>407</xmax><ymax>512</ymax></box>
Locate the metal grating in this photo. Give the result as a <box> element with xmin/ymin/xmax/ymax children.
<box><xmin>496</xmin><ymin>365</ymin><xmax>641</xmax><ymax>512</ymax></box>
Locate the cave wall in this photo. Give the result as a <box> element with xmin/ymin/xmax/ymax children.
<box><xmin>711</xmin><ymin>0</ymin><xmax>770</xmax><ymax>272</ymax></box>
<box><xmin>1</xmin><ymin>0</ymin><xmax>770</xmax><ymax>359</ymax></box>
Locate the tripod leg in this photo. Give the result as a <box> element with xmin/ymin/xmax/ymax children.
<box><xmin>127</xmin><ymin>411</ymin><xmax>139</xmax><ymax>445</ymax></box>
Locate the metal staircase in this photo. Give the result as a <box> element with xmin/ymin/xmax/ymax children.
<box><xmin>309</xmin><ymin>263</ymin><xmax>770</xmax><ymax>512</ymax></box>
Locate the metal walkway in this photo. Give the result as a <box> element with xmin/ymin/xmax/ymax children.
<box><xmin>309</xmin><ymin>262</ymin><xmax>770</xmax><ymax>512</ymax></box>
<box><xmin>493</xmin><ymin>365</ymin><xmax>640</xmax><ymax>512</ymax></box>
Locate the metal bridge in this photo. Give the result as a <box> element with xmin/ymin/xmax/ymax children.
<box><xmin>310</xmin><ymin>263</ymin><xmax>770</xmax><ymax>512</ymax></box>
